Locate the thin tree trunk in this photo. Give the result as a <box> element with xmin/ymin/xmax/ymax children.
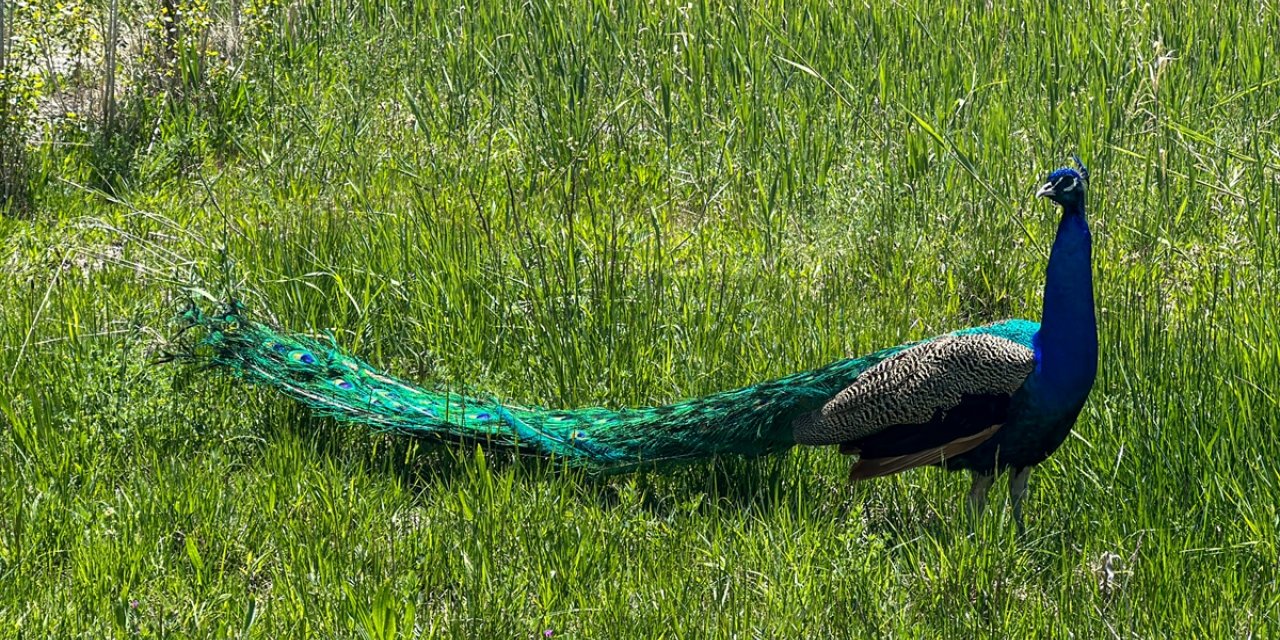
<box><xmin>103</xmin><ymin>0</ymin><xmax>120</xmax><ymax>134</ymax></box>
<box><xmin>161</xmin><ymin>0</ymin><xmax>179</xmax><ymax>93</ymax></box>
<box><xmin>1</xmin><ymin>0</ymin><xmax>9</xmax><ymax>77</ymax></box>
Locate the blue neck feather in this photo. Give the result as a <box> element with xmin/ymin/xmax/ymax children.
<box><xmin>1032</xmin><ymin>201</ymin><xmax>1098</xmax><ymax>409</ymax></box>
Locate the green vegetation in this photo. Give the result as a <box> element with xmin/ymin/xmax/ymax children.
<box><xmin>2</xmin><ymin>0</ymin><xmax>1277</xmax><ymax>636</ymax></box>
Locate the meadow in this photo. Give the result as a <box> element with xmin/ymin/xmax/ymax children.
<box><xmin>1</xmin><ymin>0</ymin><xmax>1278</xmax><ymax>636</ymax></box>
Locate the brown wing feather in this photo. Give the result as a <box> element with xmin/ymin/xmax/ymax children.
<box><xmin>793</xmin><ymin>334</ymin><xmax>1034</xmax><ymax>445</ymax></box>
<box><xmin>847</xmin><ymin>423</ymin><xmax>1003</xmax><ymax>480</ymax></box>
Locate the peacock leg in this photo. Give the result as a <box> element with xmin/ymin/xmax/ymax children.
<box><xmin>1009</xmin><ymin>466</ymin><xmax>1031</xmax><ymax>535</ymax></box>
<box><xmin>967</xmin><ymin>472</ymin><xmax>995</xmax><ymax>516</ymax></box>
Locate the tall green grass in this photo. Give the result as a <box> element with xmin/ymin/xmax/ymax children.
<box><xmin>2</xmin><ymin>0</ymin><xmax>1278</xmax><ymax>636</ymax></box>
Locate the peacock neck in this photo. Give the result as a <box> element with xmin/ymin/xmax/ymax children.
<box><xmin>1032</xmin><ymin>202</ymin><xmax>1098</xmax><ymax>409</ymax></box>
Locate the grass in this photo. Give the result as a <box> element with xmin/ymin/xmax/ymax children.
<box><xmin>2</xmin><ymin>0</ymin><xmax>1279</xmax><ymax>636</ymax></box>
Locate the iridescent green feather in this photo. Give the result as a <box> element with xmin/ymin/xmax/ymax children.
<box><xmin>171</xmin><ymin>303</ymin><xmax>1038</xmax><ymax>470</ymax></box>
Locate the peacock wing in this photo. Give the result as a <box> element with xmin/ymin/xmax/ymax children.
<box><xmin>791</xmin><ymin>333</ymin><xmax>1034</xmax><ymax>478</ymax></box>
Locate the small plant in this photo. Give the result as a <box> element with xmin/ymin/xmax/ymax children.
<box><xmin>89</xmin><ymin>0</ymin><xmax>242</xmax><ymax>191</ymax></box>
<box><xmin>1</xmin><ymin>0</ymin><xmax>36</xmax><ymax>216</ymax></box>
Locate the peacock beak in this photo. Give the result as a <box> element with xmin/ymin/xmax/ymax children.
<box><xmin>1035</xmin><ymin>182</ymin><xmax>1056</xmax><ymax>198</ymax></box>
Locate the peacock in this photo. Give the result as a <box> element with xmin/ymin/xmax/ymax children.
<box><xmin>172</xmin><ymin>158</ymin><xmax>1096</xmax><ymax>531</ymax></box>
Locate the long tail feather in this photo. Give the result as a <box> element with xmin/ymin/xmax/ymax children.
<box><xmin>168</xmin><ymin>303</ymin><xmax>909</xmax><ymax>470</ymax></box>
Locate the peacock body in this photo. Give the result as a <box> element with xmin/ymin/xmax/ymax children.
<box><xmin>175</xmin><ymin>159</ymin><xmax>1097</xmax><ymax>529</ymax></box>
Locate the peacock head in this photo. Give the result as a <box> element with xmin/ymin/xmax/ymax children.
<box><xmin>1035</xmin><ymin>155</ymin><xmax>1089</xmax><ymax>209</ymax></box>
